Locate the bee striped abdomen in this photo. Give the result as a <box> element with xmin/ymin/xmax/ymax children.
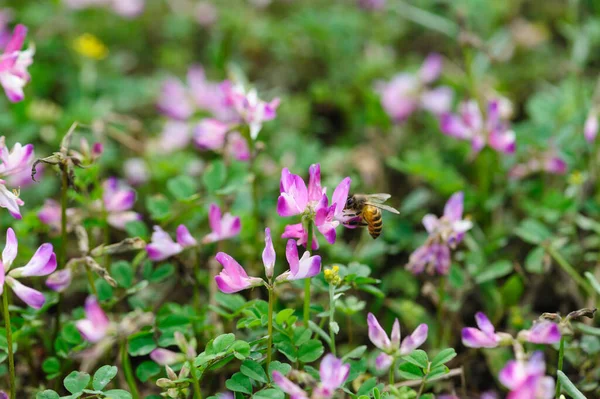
<box><xmin>363</xmin><ymin>205</ymin><xmax>383</xmax><ymax>239</ymax></box>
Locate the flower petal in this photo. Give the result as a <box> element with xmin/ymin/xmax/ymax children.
<box><xmin>400</xmin><ymin>324</ymin><xmax>428</xmax><ymax>355</ymax></box>
<box><xmin>10</xmin><ymin>243</ymin><xmax>56</xmax><ymax>277</ymax></box>
<box><xmin>6</xmin><ymin>276</ymin><xmax>45</xmax><ymax>309</ymax></box>
<box><xmin>419</xmin><ymin>53</ymin><xmax>443</xmax><ymax>83</ymax></box>
<box><xmin>262</xmin><ymin>228</ymin><xmax>275</xmax><ymax>278</ymax></box>
<box><xmin>461</xmin><ymin>327</ymin><xmax>498</xmax><ymax>348</ymax></box>
<box><xmin>2</xmin><ymin>227</ymin><xmax>17</xmax><ymax>268</ymax></box>
<box><xmin>367</xmin><ymin>312</ymin><xmax>391</xmax><ymax>351</ymax></box>
<box><xmin>475</xmin><ymin>312</ymin><xmax>495</xmax><ymax>335</ymax></box>
<box><xmin>176</xmin><ymin>224</ymin><xmax>197</xmax><ymax>247</ymax></box>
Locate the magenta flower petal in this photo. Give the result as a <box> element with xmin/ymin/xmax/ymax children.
<box><xmin>375</xmin><ymin>352</ymin><xmax>394</xmax><ymax>371</ymax></box>
<box><xmin>367</xmin><ymin>312</ymin><xmax>392</xmax><ymax>351</ymax></box>
<box><xmin>443</xmin><ymin>192</ymin><xmax>464</xmax><ymax>222</ymax></box>
<box><xmin>0</xmin><ymin>181</ymin><xmax>24</xmax><ymax>219</ymax></box>
<box><xmin>282</xmin><ymin>223</ymin><xmax>319</xmax><ymax>250</ymax></box>
<box><xmin>150</xmin><ymin>348</ymin><xmax>182</xmax><ymax>366</ymax></box>
<box><xmin>0</xmin><ymin>140</ymin><xmax>34</xmax><ymax>177</ymax></box>
<box><xmin>103</xmin><ymin>177</ymin><xmax>136</xmax><ymax>212</ymax></box>
<box><xmin>307</xmin><ymin>163</ymin><xmax>323</xmax><ymax>202</ymax></box>
<box><xmin>193</xmin><ymin>118</ymin><xmax>228</xmax><ymax>151</ymax></box>
<box><xmin>461</xmin><ymin>327</ymin><xmax>499</xmax><ymax>348</ymax></box>
<box><xmin>272</xmin><ymin>371</ymin><xmax>308</xmax><ymax>399</ymax></box>
<box><xmin>319</xmin><ymin>354</ymin><xmax>350</xmax><ymax>393</ymax></box>
<box><xmin>176</xmin><ymin>225</ymin><xmax>197</xmax><ymax>247</ymax></box>
<box><xmin>2</xmin><ymin>227</ymin><xmax>18</xmax><ymax>268</ymax></box>
<box><xmin>331</xmin><ymin>177</ymin><xmax>351</xmax><ymax>217</ymax></box>
<box><xmin>76</xmin><ymin>296</ymin><xmax>110</xmax><ymax>342</ymax></box>
<box><xmin>440</xmin><ymin>113</ymin><xmax>471</xmax><ymax>140</ymax></box>
<box><xmin>157</xmin><ymin>77</ymin><xmax>194</xmax><ymax>120</ymax></box>
<box><xmin>262</xmin><ymin>228</ymin><xmax>275</xmax><ymax>278</ymax></box>
<box><xmin>584</xmin><ymin>111</ymin><xmax>598</xmax><ymax>143</ymax></box>
<box><xmin>419</xmin><ymin>53</ymin><xmax>443</xmax><ymax>84</ymax></box>
<box><xmin>146</xmin><ymin>226</ymin><xmax>183</xmax><ymax>261</ymax></box>
<box><xmin>6</xmin><ymin>276</ymin><xmax>45</xmax><ymax>309</ymax></box>
<box><xmin>208</xmin><ymin>203</ymin><xmax>222</xmax><ymax>236</ymax></box>
<box><xmin>390</xmin><ymin>318</ymin><xmax>401</xmax><ymax>349</ymax></box>
<box><xmin>214</xmin><ymin>252</ymin><xmax>262</xmax><ymax>293</ymax></box>
<box><xmin>475</xmin><ymin>312</ymin><xmax>495</xmax><ymax>334</ymax></box>
<box><xmin>46</xmin><ymin>269</ymin><xmax>72</xmax><ymax>292</ymax></box>
<box><xmin>277</xmin><ymin>168</ymin><xmax>308</xmax><ymax>217</ymax></box>
<box><xmin>420</xmin><ymin>86</ymin><xmax>453</xmax><ymax>115</ymax></box>
<box><xmin>10</xmin><ymin>243</ymin><xmax>56</xmax><ymax>277</ymax></box>
<box><xmin>520</xmin><ymin>322</ymin><xmax>561</xmax><ymax>345</ymax></box>
<box><xmin>400</xmin><ymin>324</ymin><xmax>428</xmax><ymax>355</ymax></box>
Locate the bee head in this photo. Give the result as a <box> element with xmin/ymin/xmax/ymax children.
<box><xmin>345</xmin><ymin>195</ymin><xmax>355</xmax><ymax>208</ymax></box>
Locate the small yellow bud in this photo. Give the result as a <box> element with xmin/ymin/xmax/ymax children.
<box><xmin>72</xmin><ymin>33</ymin><xmax>108</xmax><ymax>60</ymax></box>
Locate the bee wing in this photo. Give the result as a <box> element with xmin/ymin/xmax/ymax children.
<box><xmin>365</xmin><ymin>193</ymin><xmax>392</xmax><ymax>203</ymax></box>
<box><xmin>364</xmin><ymin>202</ymin><xmax>400</xmax><ymax>214</ymax></box>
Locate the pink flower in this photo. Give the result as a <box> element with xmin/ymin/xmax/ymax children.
<box><xmin>202</xmin><ymin>203</ymin><xmax>241</xmax><ymax>244</ymax></box>
<box><xmin>499</xmin><ymin>352</ymin><xmax>555</xmax><ymax>399</ymax></box>
<box><xmin>221</xmin><ymin>82</ymin><xmax>280</xmax><ymax>140</ymax></box>
<box><xmin>214</xmin><ymin>252</ymin><xmax>264</xmax><ymax>293</ymax></box>
<box><xmin>156</xmin><ymin>120</ymin><xmax>192</xmax><ymax>154</ymax></box>
<box><xmin>0</xmin><ymin>10</ymin><xmax>13</xmax><ymax>50</ymax></box>
<box><xmin>367</xmin><ymin>313</ymin><xmax>428</xmax><ymax>370</ymax></box>
<box><xmin>440</xmin><ymin>99</ymin><xmax>516</xmax><ymax>155</ymax></box>
<box><xmin>64</xmin><ymin>0</ymin><xmax>144</xmax><ymax>18</ymax></box>
<box><xmin>0</xmin><ymin>179</ymin><xmax>24</xmax><ymax>219</ymax></box>
<box><xmin>0</xmin><ymin>136</ymin><xmax>34</xmax><ymax>177</ymax></box>
<box><xmin>376</xmin><ymin>54</ymin><xmax>453</xmax><ymax>123</ymax></box>
<box><xmin>509</xmin><ymin>150</ymin><xmax>567</xmax><ymax>180</ymax></box>
<box><xmin>76</xmin><ymin>296</ymin><xmax>110</xmax><ymax>343</ymax></box>
<box><xmin>585</xmin><ymin>110</ymin><xmax>598</xmax><ymax>143</ymax></box>
<box><xmin>102</xmin><ymin>177</ymin><xmax>141</xmax><ymax>230</ymax></box>
<box><xmin>146</xmin><ymin>225</ymin><xmax>197</xmax><ymax>261</ymax></box>
<box><xmin>277</xmin><ymin>164</ymin><xmax>351</xmax><ymax>247</ymax></box>
<box><xmin>46</xmin><ymin>269</ymin><xmax>72</xmax><ymax>292</ymax></box>
<box><xmin>407</xmin><ymin>192</ymin><xmax>472</xmax><ymax>275</ymax></box>
<box><xmin>193</xmin><ymin>119</ymin><xmax>250</xmax><ymax>161</ymax></box>
<box><xmin>262</xmin><ymin>228</ymin><xmax>275</xmax><ymax>278</ymax></box>
<box><xmin>517</xmin><ymin>321</ymin><xmax>561</xmax><ymax>345</ymax></box>
<box><xmin>357</xmin><ymin>0</ymin><xmax>386</xmax><ymax>10</ymax></box>
<box><xmin>124</xmin><ymin>158</ymin><xmax>150</xmax><ymax>186</ymax></box>
<box><xmin>150</xmin><ymin>348</ymin><xmax>184</xmax><ymax>366</ymax></box>
<box><xmin>273</xmin><ymin>354</ymin><xmax>349</xmax><ymax>399</ymax></box>
<box><xmin>275</xmin><ymin>239</ymin><xmax>321</xmax><ymax>282</ymax></box>
<box><xmin>0</xmin><ymin>228</ymin><xmax>57</xmax><ymax>309</ymax></box>
<box><xmin>462</xmin><ymin>312</ymin><xmax>506</xmax><ymax>348</ymax></box>
<box><xmin>0</xmin><ymin>24</ymin><xmax>34</xmax><ymax>102</ymax></box>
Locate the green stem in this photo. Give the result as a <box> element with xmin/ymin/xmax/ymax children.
<box><xmin>416</xmin><ymin>378</ymin><xmax>426</xmax><ymax>398</ymax></box>
<box><xmin>545</xmin><ymin>245</ymin><xmax>593</xmax><ymax>295</ymax></box>
<box><xmin>437</xmin><ymin>277</ymin><xmax>446</xmax><ymax>346</ymax></box>
<box><xmin>120</xmin><ymin>340</ymin><xmax>140</xmax><ymax>399</ymax></box>
<box><xmin>266</xmin><ymin>285</ymin><xmax>275</xmax><ymax>380</ymax></box>
<box><xmin>303</xmin><ymin>221</ymin><xmax>314</xmax><ymax>327</ymax></box>
<box><xmin>190</xmin><ymin>362</ymin><xmax>203</xmax><ymax>399</ymax></box>
<box><xmin>328</xmin><ymin>283</ymin><xmax>337</xmax><ymax>356</ymax></box>
<box><xmin>555</xmin><ymin>336</ymin><xmax>565</xmax><ymax>398</ymax></box>
<box><xmin>60</xmin><ymin>168</ymin><xmax>68</xmax><ymax>266</ymax></box>
<box><xmin>85</xmin><ymin>266</ymin><xmax>98</xmax><ymax>296</ymax></box>
<box><xmin>389</xmin><ymin>357</ymin><xmax>397</xmax><ymax>385</ymax></box>
<box><xmin>2</xmin><ymin>292</ymin><xmax>15</xmax><ymax>399</ymax></box>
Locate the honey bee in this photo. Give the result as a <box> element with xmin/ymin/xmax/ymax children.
<box><xmin>343</xmin><ymin>193</ymin><xmax>399</xmax><ymax>239</ymax></box>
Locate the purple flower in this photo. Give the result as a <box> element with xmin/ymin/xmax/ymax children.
<box><xmin>440</xmin><ymin>99</ymin><xmax>516</xmax><ymax>155</ymax></box>
<box><xmin>509</xmin><ymin>150</ymin><xmax>567</xmax><ymax>180</ymax></box>
<box><xmin>0</xmin><ymin>228</ymin><xmax>57</xmax><ymax>309</ymax></box>
<box><xmin>262</xmin><ymin>228</ymin><xmax>276</xmax><ymax>278</ymax></box>
<box><xmin>157</xmin><ymin>78</ymin><xmax>194</xmax><ymax>120</ymax></box>
<box><xmin>584</xmin><ymin>110</ymin><xmax>598</xmax><ymax>143</ymax></box>
<box><xmin>0</xmin><ymin>10</ymin><xmax>13</xmax><ymax>50</ymax></box>
<box><xmin>76</xmin><ymin>296</ymin><xmax>110</xmax><ymax>343</ymax></box>
<box><xmin>357</xmin><ymin>0</ymin><xmax>386</xmax><ymax>11</ymax></box>
<box><xmin>462</xmin><ymin>312</ymin><xmax>507</xmax><ymax>348</ymax></box>
<box><xmin>277</xmin><ymin>164</ymin><xmax>351</xmax><ymax>247</ymax></box>
<box><xmin>202</xmin><ymin>203</ymin><xmax>241</xmax><ymax>244</ymax></box>
<box><xmin>367</xmin><ymin>313</ymin><xmax>428</xmax><ymax>370</ymax></box>
<box><xmin>214</xmin><ymin>252</ymin><xmax>263</xmax><ymax>293</ymax></box>
<box><xmin>0</xmin><ymin>179</ymin><xmax>24</xmax><ymax>219</ymax></box>
<box><xmin>281</xmin><ymin>222</ymin><xmax>319</xmax><ymax>250</ymax></box>
<box><xmin>406</xmin><ymin>192</ymin><xmax>472</xmax><ymax>275</ymax></box>
<box><xmin>499</xmin><ymin>352</ymin><xmax>555</xmax><ymax>399</ymax></box>
<box><xmin>102</xmin><ymin>177</ymin><xmax>141</xmax><ymax>230</ymax></box>
<box><xmin>221</xmin><ymin>82</ymin><xmax>280</xmax><ymax>140</ymax></box>
<box><xmin>517</xmin><ymin>321</ymin><xmax>561</xmax><ymax>345</ymax></box>
<box><xmin>46</xmin><ymin>269</ymin><xmax>72</xmax><ymax>292</ymax></box>
<box><xmin>193</xmin><ymin>119</ymin><xmax>250</xmax><ymax>162</ymax></box>
<box><xmin>156</xmin><ymin>120</ymin><xmax>192</xmax><ymax>154</ymax></box>
<box><xmin>146</xmin><ymin>225</ymin><xmax>197</xmax><ymax>262</ymax></box>
<box><xmin>376</xmin><ymin>54</ymin><xmax>453</xmax><ymax>123</ymax></box>
<box><xmin>273</xmin><ymin>354</ymin><xmax>350</xmax><ymax>399</ymax></box>
<box><xmin>64</xmin><ymin>0</ymin><xmax>144</xmax><ymax>18</ymax></box>
<box><xmin>0</xmin><ymin>24</ymin><xmax>34</xmax><ymax>102</ymax></box>
<box><xmin>124</xmin><ymin>158</ymin><xmax>150</xmax><ymax>186</ymax></box>
<box><xmin>0</xmin><ymin>136</ymin><xmax>34</xmax><ymax>177</ymax></box>
<box><xmin>150</xmin><ymin>348</ymin><xmax>184</xmax><ymax>366</ymax></box>
<box><xmin>275</xmin><ymin>239</ymin><xmax>321</xmax><ymax>282</ymax></box>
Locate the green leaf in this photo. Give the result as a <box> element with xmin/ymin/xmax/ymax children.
<box><xmin>93</xmin><ymin>365</ymin><xmax>118</xmax><ymax>390</ymax></box>
<box><xmin>213</xmin><ymin>334</ymin><xmax>236</xmax><ymax>353</ymax></box>
<box><xmin>124</xmin><ymin>220</ymin><xmax>149</xmax><ymax>240</ymax></box>
<box><xmin>150</xmin><ymin>263</ymin><xmax>175</xmax><ymax>283</ymax></box>
<box><xmin>426</xmin><ymin>365</ymin><xmax>449</xmax><ymax>380</ymax></box>
<box><xmin>225</xmin><ymin>372</ymin><xmax>252</xmax><ymax>394</ymax></box>
<box><xmin>112</xmin><ymin>261</ymin><xmax>134</xmax><ymax>288</ymax></box>
<box><xmin>36</xmin><ymin>390</ymin><xmax>60</xmax><ymax>399</ymax></box>
<box><xmin>584</xmin><ymin>272</ymin><xmax>600</xmax><ymax>295</ymax></box>
<box><xmin>268</xmin><ymin>361</ymin><xmax>292</xmax><ymax>379</ymax></box>
<box><xmin>298</xmin><ymin>340</ymin><xmax>324</xmax><ymax>363</ymax></box>
<box><xmin>136</xmin><ymin>361</ymin><xmax>161</xmax><ymax>382</ymax></box>
<box><xmin>514</xmin><ymin>219</ymin><xmax>552</xmax><ymax>244</ymax></box>
<box><xmin>128</xmin><ymin>332</ymin><xmax>157</xmax><ymax>356</ymax></box>
<box><xmin>403</xmin><ymin>350</ymin><xmax>428</xmax><ymax>369</ymax></box>
<box><xmin>275</xmin><ymin>309</ymin><xmax>295</xmax><ymax>325</ymax></box>
<box><xmin>167</xmin><ymin>175</ymin><xmax>197</xmax><ymax>200</ymax></box>
<box><xmin>61</xmin><ymin>322</ymin><xmax>84</xmax><ymax>345</ymax></box>
<box><xmin>42</xmin><ymin>357</ymin><xmax>61</xmax><ymax>374</ymax></box>
<box><xmin>357</xmin><ymin>377</ymin><xmax>378</xmax><ymax>396</ymax></box>
<box><xmin>475</xmin><ymin>260</ymin><xmax>513</xmax><ymax>284</ymax></box>
<box><xmin>342</xmin><ymin>345</ymin><xmax>367</xmax><ymax>361</ymax></box>
<box><xmin>252</xmin><ymin>388</ymin><xmax>284</xmax><ymax>399</ymax></box>
<box><xmin>146</xmin><ymin>195</ymin><xmax>172</xmax><ymax>221</ymax></box>
<box><xmin>96</xmin><ymin>278</ymin><xmax>114</xmax><ymax>301</ymax></box>
<box><xmin>430</xmin><ymin>348</ymin><xmax>457</xmax><ymax>369</ymax></box>
<box><xmin>557</xmin><ymin>370</ymin><xmax>586</xmax><ymax>399</ymax></box>
<box><xmin>203</xmin><ymin>160</ymin><xmax>227</xmax><ymax>193</ymax></box>
<box><xmin>397</xmin><ymin>362</ymin><xmax>423</xmax><ymax>380</ymax></box>
<box><xmin>240</xmin><ymin>359</ymin><xmax>267</xmax><ymax>383</ymax></box>
<box><xmin>103</xmin><ymin>389</ymin><xmax>133</xmax><ymax>399</ymax></box>
<box><xmin>525</xmin><ymin>246</ymin><xmax>545</xmax><ymax>274</ymax></box>
<box><xmin>575</xmin><ymin>322</ymin><xmax>600</xmax><ymax>336</ymax></box>
<box><xmin>64</xmin><ymin>371</ymin><xmax>91</xmax><ymax>394</ymax></box>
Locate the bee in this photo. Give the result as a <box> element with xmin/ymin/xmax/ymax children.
<box><xmin>343</xmin><ymin>193</ymin><xmax>399</xmax><ymax>239</ymax></box>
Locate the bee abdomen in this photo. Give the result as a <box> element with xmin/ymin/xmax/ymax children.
<box><xmin>366</xmin><ymin>208</ymin><xmax>383</xmax><ymax>239</ymax></box>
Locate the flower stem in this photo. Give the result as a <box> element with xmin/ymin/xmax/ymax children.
<box><xmin>389</xmin><ymin>357</ymin><xmax>396</xmax><ymax>385</ymax></box>
<box><xmin>555</xmin><ymin>336</ymin><xmax>565</xmax><ymax>398</ymax></box>
<box><xmin>416</xmin><ymin>378</ymin><xmax>426</xmax><ymax>398</ymax></box>
<box><xmin>328</xmin><ymin>283</ymin><xmax>337</xmax><ymax>356</ymax></box>
<box><xmin>545</xmin><ymin>244</ymin><xmax>593</xmax><ymax>295</ymax></box>
<box><xmin>266</xmin><ymin>285</ymin><xmax>275</xmax><ymax>381</ymax></box>
<box><xmin>120</xmin><ymin>340</ymin><xmax>140</xmax><ymax>399</ymax></box>
<box><xmin>437</xmin><ymin>277</ymin><xmax>447</xmax><ymax>346</ymax></box>
<box><xmin>60</xmin><ymin>168</ymin><xmax>68</xmax><ymax>266</ymax></box>
<box><xmin>85</xmin><ymin>266</ymin><xmax>98</xmax><ymax>296</ymax></box>
<box><xmin>190</xmin><ymin>362</ymin><xmax>203</xmax><ymax>399</ymax></box>
<box><xmin>303</xmin><ymin>221</ymin><xmax>314</xmax><ymax>327</ymax></box>
<box><xmin>2</xmin><ymin>292</ymin><xmax>15</xmax><ymax>399</ymax></box>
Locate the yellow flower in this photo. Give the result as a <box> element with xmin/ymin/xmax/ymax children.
<box><xmin>72</xmin><ymin>33</ymin><xmax>108</xmax><ymax>60</ymax></box>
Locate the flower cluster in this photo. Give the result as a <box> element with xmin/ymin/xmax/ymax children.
<box><xmin>0</xmin><ymin>24</ymin><xmax>34</xmax><ymax>103</ymax></box>
<box><xmin>406</xmin><ymin>191</ymin><xmax>472</xmax><ymax>275</ymax></box>
<box><xmin>509</xmin><ymin>149</ymin><xmax>567</xmax><ymax>180</ymax></box>
<box><xmin>440</xmin><ymin>99</ymin><xmax>516</xmax><ymax>155</ymax></box>
<box><xmin>273</xmin><ymin>354</ymin><xmax>350</xmax><ymax>399</ymax></box>
<box><xmin>376</xmin><ymin>53</ymin><xmax>453</xmax><ymax>123</ymax></box>
<box><xmin>146</xmin><ymin>224</ymin><xmax>197</xmax><ymax>262</ymax></box>
<box><xmin>0</xmin><ymin>136</ymin><xmax>34</xmax><ymax>219</ymax></box>
<box><xmin>278</xmin><ymin>164</ymin><xmax>351</xmax><ymax>249</ymax></box>
<box><xmin>499</xmin><ymin>352</ymin><xmax>555</xmax><ymax>399</ymax></box>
